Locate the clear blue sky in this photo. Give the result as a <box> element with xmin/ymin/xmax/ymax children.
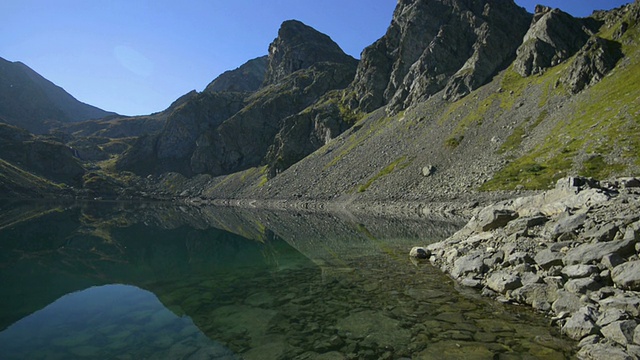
<box><xmin>0</xmin><ymin>0</ymin><xmax>632</xmax><ymax>116</ymax></box>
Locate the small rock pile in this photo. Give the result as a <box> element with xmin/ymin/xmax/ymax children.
<box><xmin>413</xmin><ymin>177</ymin><xmax>640</xmax><ymax>359</ymax></box>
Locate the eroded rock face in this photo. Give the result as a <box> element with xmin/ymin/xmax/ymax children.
<box><xmin>263</xmin><ymin>20</ymin><xmax>357</xmax><ymax>86</ymax></box>
<box><xmin>560</xmin><ymin>36</ymin><xmax>623</xmax><ymax>94</ymax></box>
<box><xmin>346</xmin><ymin>0</ymin><xmax>531</xmax><ymax>113</ymax></box>
<box><xmin>514</xmin><ymin>7</ymin><xmax>591</xmax><ymax>77</ymax></box>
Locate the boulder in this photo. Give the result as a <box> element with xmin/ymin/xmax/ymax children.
<box><xmin>600</xmin><ymin>320</ymin><xmax>637</xmax><ymax>346</ymax></box>
<box><xmin>486</xmin><ymin>271</ymin><xmax>522</xmax><ymax>294</ymax></box>
<box><xmin>409</xmin><ymin>247</ymin><xmax>430</xmax><ymax>260</ymax></box>
<box><xmin>564</xmin><ymin>278</ymin><xmax>602</xmax><ymax>294</ymax></box>
<box><xmin>563</xmin><ymin>237</ymin><xmax>637</xmax><ymax>265</ymax></box>
<box><xmin>451</xmin><ymin>250</ymin><xmax>487</xmax><ymax>279</ymax></box>
<box><xmin>475</xmin><ymin>206</ymin><xmax>519</xmax><ymax>232</ymax></box>
<box><xmin>611</xmin><ymin>261</ymin><xmax>640</xmax><ymax>290</ymax></box>
<box><xmin>562</xmin><ymin>306</ymin><xmax>599</xmax><ymax>340</ymax></box>
<box><xmin>577</xmin><ymin>344</ymin><xmax>634</xmax><ymax>360</ymax></box>
<box><xmin>552</xmin><ymin>291</ymin><xmax>583</xmax><ymax>314</ymax></box>
<box><xmin>535</xmin><ymin>249</ymin><xmax>564</xmax><ymax>269</ymax></box>
<box><xmin>561</xmin><ymin>265</ymin><xmax>599</xmax><ymax>279</ymax></box>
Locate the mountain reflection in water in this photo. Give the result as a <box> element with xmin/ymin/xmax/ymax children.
<box><xmin>0</xmin><ymin>201</ymin><xmax>576</xmax><ymax>359</ymax></box>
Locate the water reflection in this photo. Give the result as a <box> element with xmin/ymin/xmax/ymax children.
<box><xmin>0</xmin><ymin>201</ymin><xmax>576</xmax><ymax>359</ymax></box>
<box><xmin>0</xmin><ymin>284</ymin><xmax>238</xmax><ymax>359</ymax></box>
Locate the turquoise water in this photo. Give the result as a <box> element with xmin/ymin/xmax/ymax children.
<box><xmin>0</xmin><ymin>202</ymin><xmax>576</xmax><ymax>359</ymax></box>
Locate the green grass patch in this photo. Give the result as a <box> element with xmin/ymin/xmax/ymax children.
<box><xmin>357</xmin><ymin>156</ymin><xmax>412</xmax><ymax>193</ymax></box>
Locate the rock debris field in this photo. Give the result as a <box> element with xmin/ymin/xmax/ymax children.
<box><xmin>413</xmin><ymin>176</ymin><xmax>640</xmax><ymax>359</ymax></box>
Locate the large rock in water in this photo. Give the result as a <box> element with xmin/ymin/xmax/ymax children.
<box><xmin>345</xmin><ymin>0</ymin><xmax>531</xmax><ymax>112</ymax></box>
<box><xmin>514</xmin><ymin>6</ymin><xmax>591</xmax><ymax>77</ymax></box>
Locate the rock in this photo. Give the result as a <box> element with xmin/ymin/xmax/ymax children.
<box><xmin>552</xmin><ymin>291</ymin><xmax>583</xmax><ymax>314</ymax></box>
<box><xmin>486</xmin><ymin>271</ymin><xmax>522</xmax><ymax>294</ymax></box>
<box><xmin>451</xmin><ymin>250</ymin><xmax>487</xmax><ymax>279</ymax></box>
<box><xmin>560</xmin><ymin>36</ymin><xmax>623</xmax><ymax>94</ymax></box>
<box><xmin>564</xmin><ymin>278</ymin><xmax>602</xmax><ymax>294</ymax></box>
<box><xmin>563</xmin><ymin>237</ymin><xmax>637</xmax><ymax>265</ymax></box>
<box><xmin>577</xmin><ymin>343</ymin><xmax>634</xmax><ymax>360</ymax></box>
<box><xmin>599</xmin><ymin>296</ymin><xmax>640</xmax><ymax>317</ymax></box>
<box><xmin>612</xmin><ymin>261</ymin><xmax>640</xmax><ymax>290</ymax></box>
<box><xmin>634</xmin><ymin>324</ymin><xmax>640</xmax><ymax>345</ymax></box>
<box><xmin>510</xmin><ymin>283</ymin><xmax>558</xmax><ymax>307</ymax></box>
<box><xmin>602</xmin><ymin>253</ymin><xmax>625</xmax><ymax>270</ymax></box>
<box><xmin>508</xmin><ymin>252</ymin><xmax>534</xmax><ymax>266</ymax></box>
<box><xmin>474</xmin><ymin>206</ymin><xmax>519</xmax><ymax>232</ymax></box>
<box><xmin>584</xmin><ymin>223</ymin><xmax>619</xmax><ymax>243</ymax></box>
<box><xmin>561</xmin><ymin>265</ymin><xmax>599</xmax><ymax>279</ymax></box>
<box><xmin>421</xmin><ymin>165</ymin><xmax>436</xmax><ymax>177</ymax></box>
<box><xmin>535</xmin><ymin>249</ymin><xmax>564</xmax><ymax>269</ymax></box>
<box><xmin>548</xmin><ymin>212</ymin><xmax>587</xmax><ymax>241</ymax></box>
<box><xmin>514</xmin><ymin>7</ymin><xmax>590</xmax><ymax>77</ymax></box>
<box><xmin>597</xmin><ymin>308</ymin><xmax>629</xmax><ymax>327</ymax></box>
<box><xmin>600</xmin><ymin>320</ymin><xmax>637</xmax><ymax>346</ymax></box>
<box><xmin>409</xmin><ymin>247</ymin><xmax>430</xmax><ymax>260</ymax></box>
<box><xmin>562</xmin><ymin>306</ymin><xmax>599</xmax><ymax>340</ymax></box>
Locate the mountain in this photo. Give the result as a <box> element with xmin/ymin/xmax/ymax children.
<box><xmin>1</xmin><ymin>0</ymin><xmax>639</xmax><ymax>205</ymax></box>
<box><xmin>117</xmin><ymin>20</ymin><xmax>358</xmax><ymax>177</ymax></box>
<box><xmin>145</xmin><ymin>0</ymin><xmax>638</xmax><ymax>207</ymax></box>
<box><xmin>0</xmin><ymin>57</ymin><xmax>116</xmax><ymax>133</ymax></box>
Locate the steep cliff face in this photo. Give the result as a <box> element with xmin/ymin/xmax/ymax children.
<box><xmin>262</xmin><ymin>20</ymin><xmax>357</xmax><ymax>86</ymax></box>
<box><xmin>345</xmin><ymin>0</ymin><xmax>531</xmax><ymax>113</ymax></box>
<box><xmin>513</xmin><ymin>6</ymin><xmax>592</xmax><ymax>77</ymax></box>
<box><xmin>0</xmin><ymin>57</ymin><xmax>116</xmax><ymax>134</ymax></box>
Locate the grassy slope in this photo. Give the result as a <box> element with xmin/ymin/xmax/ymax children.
<box><xmin>481</xmin><ymin>12</ymin><xmax>640</xmax><ymax>190</ymax></box>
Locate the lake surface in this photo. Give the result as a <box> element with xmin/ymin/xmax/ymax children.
<box><xmin>0</xmin><ymin>201</ymin><xmax>576</xmax><ymax>359</ymax></box>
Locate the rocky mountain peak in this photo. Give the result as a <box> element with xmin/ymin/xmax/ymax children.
<box><xmin>514</xmin><ymin>7</ymin><xmax>591</xmax><ymax>76</ymax></box>
<box><xmin>205</xmin><ymin>56</ymin><xmax>268</xmax><ymax>93</ymax></box>
<box><xmin>345</xmin><ymin>0</ymin><xmax>531</xmax><ymax>113</ymax></box>
<box><xmin>263</xmin><ymin>20</ymin><xmax>357</xmax><ymax>86</ymax></box>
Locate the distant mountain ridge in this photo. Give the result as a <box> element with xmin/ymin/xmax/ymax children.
<box><xmin>0</xmin><ymin>57</ymin><xmax>116</xmax><ymax>133</ymax></box>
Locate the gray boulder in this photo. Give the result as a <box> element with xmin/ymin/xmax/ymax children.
<box><xmin>601</xmin><ymin>320</ymin><xmax>637</xmax><ymax>346</ymax></box>
<box><xmin>562</xmin><ymin>306</ymin><xmax>599</xmax><ymax>340</ymax></box>
<box><xmin>451</xmin><ymin>250</ymin><xmax>487</xmax><ymax>279</ymax></box>
<box><xmin>486</xmin><ymin>271</ymin><xmax>522</xmax><ymax>294</ymax></box>
<box><xmin>535</xmin><ymin>248</ymin><xmax>564</xmax><ymax>269</ymax></box>
<box><xmin>612</xmin><ymin>261</ymin><xmax>640</xmax><ymax>291</ymax></box>
<box><xmin>563</xmin><ymin>237</ymin><xmax>637</xmax><ymax>265</ymax></box>
<box><xmin>561</xmin><ymin>265</ymin><xmax>599</xmax><ymax>279</ymax></box>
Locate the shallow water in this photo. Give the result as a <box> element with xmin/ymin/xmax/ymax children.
<box><xmin>0</xmin><ymin>201</ymin><xmax>576</xmax><ymax>359</ymax></box>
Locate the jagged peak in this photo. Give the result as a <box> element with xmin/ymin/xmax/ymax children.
<box><xmin>263</xmin><ymin>20</ymin><xmax>357</xmax><ymax>86</ymax></box>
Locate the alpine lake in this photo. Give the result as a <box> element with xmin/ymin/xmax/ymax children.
<box><xmin>0</xmin><ymin>200</ymin><xmax>576</xmax><ymax>359</ymax></box>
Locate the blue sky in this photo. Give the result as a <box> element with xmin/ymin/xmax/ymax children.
<box><xmin>0</xmin><ymin>0</ymin><xmax>632</xmax><ymax>116</ymax></box>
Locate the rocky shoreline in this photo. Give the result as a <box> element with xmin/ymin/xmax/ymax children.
<box><xmin>412</xmin><ymin>177</ymin><xmax>640</xmax><ymax>359</ymax></box>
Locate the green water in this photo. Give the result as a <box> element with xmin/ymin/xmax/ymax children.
<box><xmin>0</xmin><ymin>201</ymin><xmax>576</xmax><ymax>359</ymax></box>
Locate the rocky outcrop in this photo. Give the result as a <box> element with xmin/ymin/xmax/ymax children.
<box><xmin>421</xmin><ymin>177</ymin><xmax>640</xmax><ymax>358</ymax></box>
<box><xmin>513</xmin><ymin>6</ymin><xmax>591</xmax><ymax>77</ymax></box>
<box><xmin>116</xmin><ymin>91</ymin><xmax>248</xmax><ymax>175</ymax></box>
<box><xmin>560</xmin><ymin>36</ymin><xmax>623</xmax><ymax>94</ymax></box>
<box><xmin>262</xmin><ymin>20</ymin><xmax>357</xmax><ymax>86</ymax></box>
<box><xmin>0</xmin><ymin>123</ymin><xmax>85</xmax><ymax>185</ymax></box>
<box><xmin>345</xmin><ymin>0</ymin><xmax>531</xmax><ymax>113</ymax></box>
<box><xmin>205</xmin><ymin>56</ymin><xmax>268</xmax><ymax>93</ymax></box>
<box><xmin>0</xmin><ymin>57</ymin><xmax>116</xmax><ymax>133</ymax></box>
<box><xmin>264</xmin><ymin>92</ymin><xmax>355</xmax><ymax>177</ymax></box>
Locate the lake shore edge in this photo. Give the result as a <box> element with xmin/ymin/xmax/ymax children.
<box><xmin>412</xmin><ymin>176</ymin><xmax>640</xmax><ymax>359</ymax></box>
